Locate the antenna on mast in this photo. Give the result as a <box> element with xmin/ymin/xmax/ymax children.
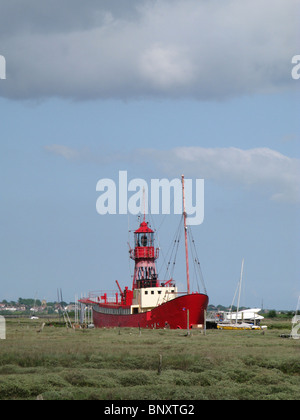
<box><xmin>143</xmin><ymin>186</ymin><xmax>146</xmax><ymax>223</ymax></box>
<box><xmin>181</xmin><ymin>175</ymin><xmax>190</xmax><ymax>295</ymax></box>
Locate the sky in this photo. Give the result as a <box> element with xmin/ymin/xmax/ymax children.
<box><xmin>0</xmin><ymin>0</ymin><xmax>299</xmax><ymax>309</ymax></box>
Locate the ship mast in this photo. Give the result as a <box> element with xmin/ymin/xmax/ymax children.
<box><xmin>236</xmin><ymin>258</ymin><xmax>244</xmax><ymax>323</ymax></box>
<box><xmin>181</xmin><ymin>175</ymin><xmax>190</xmax><ymax>295</ymax></box>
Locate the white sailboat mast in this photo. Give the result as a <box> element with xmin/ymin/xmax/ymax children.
<box><xmin>236</xmin><ymin>258</ymin><xmax>244</xmax><ymax>321</ymax></box>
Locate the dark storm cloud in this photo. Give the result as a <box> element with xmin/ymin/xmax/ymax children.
<box><xmin>0</xmin><ymin>0</ymin><xmax>298</xmax><ymax>101</ymax></box>
<box><xmin>0</xmin><ymin>0</ymin><xmax>142</xmax><ymax>35</ymax></box>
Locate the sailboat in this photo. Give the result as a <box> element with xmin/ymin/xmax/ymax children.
<box><xmin>217</xmin><ymin>259</ymin><xmax>267</xmax><ymax>330</ymax></box>
<box><xmin>80</xmin><ymin>175</ymin><xmax>209</xmax><ymax>330</ymax></box>
<box><xmin>291</xmin><ymin>296</ymin><xmax>300</xmax><ymax>339</ymax></box>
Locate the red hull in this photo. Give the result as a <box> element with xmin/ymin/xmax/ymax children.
<box><xmin>92</xmin><ymin>293</ymin><xmax>208</xmax><ymax>330</ymax></box>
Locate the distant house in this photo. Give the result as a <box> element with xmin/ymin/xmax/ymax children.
<box><xmin>30</xmin><ymin>307</ymin><xmax>39</xmax><ymax>313</ymax></box>
<box><xmin>0</xmin><ymin>303</ymin><xmax>27</xmax><ymax>312</ymax></box>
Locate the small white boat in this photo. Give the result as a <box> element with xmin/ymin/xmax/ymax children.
<box><xmin>217</xmin><ymin>259</ymin><xmax>267</xmax><ymax>331</ymax></box>
<box><xmin>217</xmin><ymin>322</ymin><xmax>265</xmax><ymax>331</ymax></box>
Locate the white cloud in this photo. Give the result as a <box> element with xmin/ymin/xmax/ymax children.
<box><xmin>139</xmin><ymin>146</ymin><xmax>300</xmax><ymax>203</ymax></box>
<box><xmin>44</xmin><ymin>144</ymin><xmax>127</xmax><ymax>165</ymax></box>
<box><xmin>44</xmin><ymin>142</ymin><xmax>300</xmax><ymax>203</ymax></box>
<box><xmin>44</xmin><ymin>144</ymin><xmax>81</xmax><ymax>160</ymax></box>
<box><xmin>139</xmin><ymin>45</ymin><xmax>196</xmax><ymax>90</ymax></box>
<box><xmin>0</xmin><ymin>0</ymin><xmax>298</xmax><ymax>100</ymax></box>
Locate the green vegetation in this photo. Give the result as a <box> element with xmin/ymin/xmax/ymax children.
<box><xmin>0</xmin><ymin>318</ymin><xmax>299</xmax><ymax>400</ymax></box>
<box><xmin>0</xmin><ymin>298</ymin><xmax>69</xmax><ymax>316</ymax></box>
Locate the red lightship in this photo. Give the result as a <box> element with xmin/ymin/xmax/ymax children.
<box><xmin>80</xmin><ymin>176</ymin><xmax>208</xmax><ymax>330</ymax></box>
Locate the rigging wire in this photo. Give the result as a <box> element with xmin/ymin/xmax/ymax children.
<box><xmin>129</xmin><ymin>202</ymin><xmax>207</xmax><ymax>296</ymax></box>
<box><xmin>187</xmin><ymin>227</ymin><xmax>207</xmax><ymax>295</ymax></box>
<box><xmin>161</xmin><ymin>214</ymin><xmax>184</xmax><ymax>281</ymax></box>
<box><xmin>169</xmin><ymin>216</ymin><xmax>184</xmax><ymax>279</ymax></box>
<box><xmin>148</xmin><ymin>212</ymin><xmax>168</xmax><ymax>278</ymax></box>
<box><xmin>146</xmin><ymin>210</ymin><xmax>183</xmax><ymax>282</ymax></box>
<box><xmin>149</xmin><ymin>210</ymin><xmax>207</xmax><ymax>295</ymax></box>
<box><xmin>187</xmin><ymin>229</ymin><xmax>200</xmax><ymax>293</ymax></box>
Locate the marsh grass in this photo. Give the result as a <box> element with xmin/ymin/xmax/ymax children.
<box><xmin>0</xmin><ymin>318</ymin><xmax>299</xmax><ymax>400</ymax></box>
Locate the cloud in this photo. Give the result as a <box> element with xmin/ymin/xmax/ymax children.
<box><xmin>0</xmin><ymin>0</ymin><xmax>298</xmax><ymax>100</ymax></box>
<box><xmin>44</xmin><ymin>142</ymin><xmax>300</xmax><ymax>203</ymax></box>
<box><xmin>44</xmin><ymin>144</ymin><xmax>127</xmax><ymax>165</ymax></box>
<box><xmin>138</xmin><ymin>147</ymin><xmax>300</xmax><ymax>203</ymax></box>
<box><xmin>139</xmin><ymin>45</ymin><xmax>196</xmax><ymax>90</ymax></box>
<box><xmin>44</xmin><ymin>144</ymin><xmax>81</xmax><ymax>160</ymax></box>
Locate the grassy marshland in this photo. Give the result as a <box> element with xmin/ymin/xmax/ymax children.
<box><xmin>0</xmin><ymin>318</ymin><xmax>299</xmax><ymax>400</ymax></box>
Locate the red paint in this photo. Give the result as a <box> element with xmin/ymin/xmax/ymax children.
<box><xmin>88</xmin><ymin>293</ymin><xmax>208</xmax><ymax>329</ymax></box>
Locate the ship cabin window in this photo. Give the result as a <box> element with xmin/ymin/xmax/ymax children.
<box><xmin>135</xmin><ymin>232</ymin><xmax>154</xmax><ymax>247</ymax></box>
<box><xmin>158</xmin><ymin>291</ymin><xmax>162</xmax><ymax>294</ymax></box>
<box><xmin>145</xmin><ymin>291</ymin><xmax>148</xmax><ymax>295</ymax></box>
<box><xmin>151</xmin><ymin>291</ymin><xmax>154</xmax><ymax>295</ymax></box>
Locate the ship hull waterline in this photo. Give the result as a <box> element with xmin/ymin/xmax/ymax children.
<box><xmin>90</xmin><ymin>293</ymin><xmax>209</xmax><ymax>330</ymax></box>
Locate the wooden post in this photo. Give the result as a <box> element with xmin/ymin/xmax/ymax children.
<box><xmin>158</xmin><ymin>354</ymin><xmax>163</xmax><ymax>375</ymax></box>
